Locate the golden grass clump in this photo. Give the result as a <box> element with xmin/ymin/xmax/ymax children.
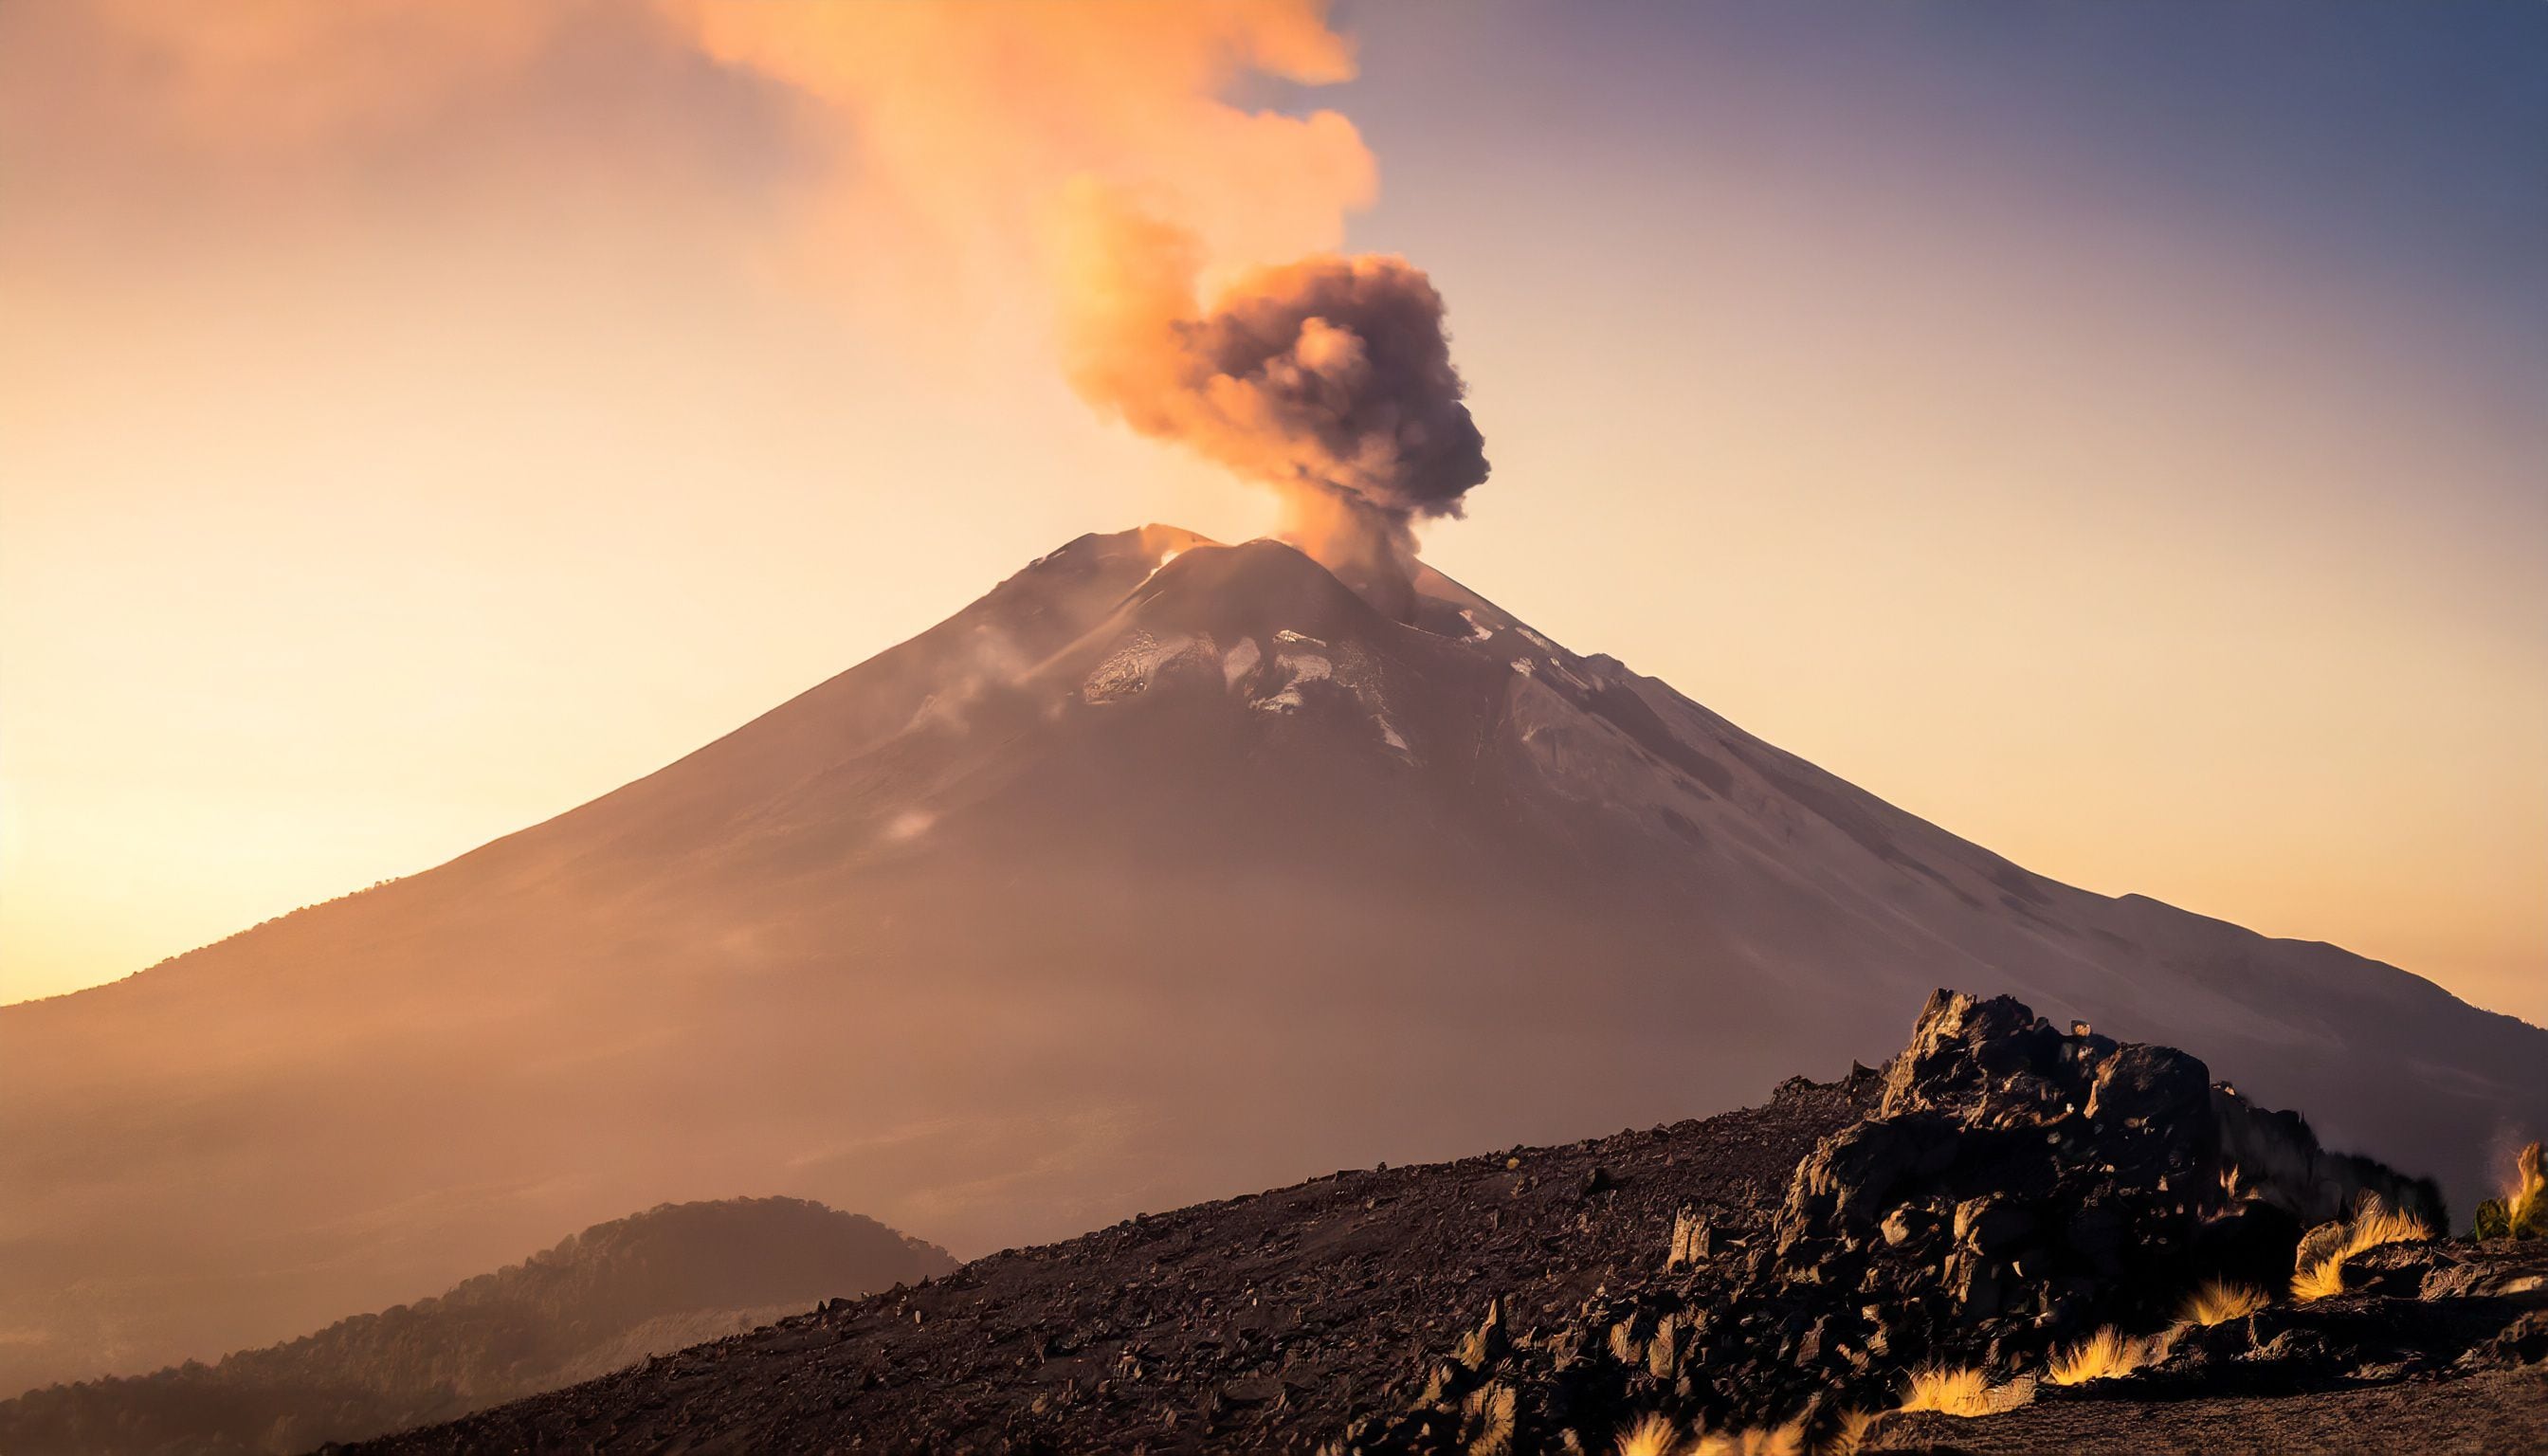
<box><xmin>2290</xmin><ymin>1194</ymin><xmax>2436</xmax><ymax>1302</ymax></box>
<box><xmin>1897</xmin><ymin>1363</ymin><xmax>1993</xmax><ymax>1416</ymax></box>
<box><xmin>1617</xmin><ymin>1414</ymin><xmax>1684</xmax><ymax>1456</ymax></box>
<box><xmin>2289</xmin><ymin>1254</ymin><xmax>2349</xmax><ymax>1302</ymax></box>
<box><xmin>2177</xmin><ymin>1279</ymin><xmax>2269</xmax><ymax>1326</ymax></box>
<box><xmin>2043</xmin><ymin>1326</ymin><xmax>2150</xmax><ymax>1386</ymax></box>
<box><xmin>1615</xmin><ymin>1414</ymin><xmax>1855</xmax><ymax>1456</ymax></box>
<box><xmin>1688</xmin><ymin>1424</ymin><xmax>1805</xmax><ymax>1456</ymax></box>
<box><xmin>1817</xmin><ymin>1409</ymin><xmax>1880</xmax><ymax>1456</ymax></box>
<box><xmin>2349</xmin><ymin>1201</ymin><xmax>2440</xmax><ymax>1252</ymax></box>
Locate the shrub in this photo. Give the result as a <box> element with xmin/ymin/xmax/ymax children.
<box><xmin>2471</xmin><ymin>1142</ymin><xmax>2545</xmax><ymax>1241</ymax></box>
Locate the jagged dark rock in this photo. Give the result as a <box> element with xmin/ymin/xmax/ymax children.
<box><xmin>1352</xmin><ymin>990</ymin><xmax>2530</xmax><ymax>1454</ymax></box>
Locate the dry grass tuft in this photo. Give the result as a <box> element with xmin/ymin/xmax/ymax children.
<box><xmin>1613</xmin><ymin>1410</ymin><xmax>1868</xmax><ymax>1456</ymax></box>
<box><xmin>2290</xmin><ymin>1254</ymin><xmax>2350</xmax><ymax>1302</ymax></box>
<box><xmin>1617</xmin><ymin>1413</ymin><xmax>1684</xmax><ymax>1456</ymax></box>
<box><xmin>2218</xmin><ymin>1163</ymin><xmax>2249</xmax><ymax>1205</ymax></box>
<box><xmin>2177</xmin><ymin>1280</ymin><xmax>2269</xmax><ymax>1326</ymax></box>
<box><xmin>1898</xmin><ymin>1363</ymin><xmax>1993</xmax><ymax>1416</ymax></box>
<box><xmin>2349</xmin><ymin>1200</ymin><xmax>2439</xmax><ymax>1252</ymax></box>
<box><xmin>2044</xmin><ymin>1326</ymin><xmax>2149</xmax><ymax>1386</ymax></box>
<box><xmin>1816</xmin><ymin>1408</ymin><xmax>1880</xmax><ymax>1456</ymax></box>
<box><xmin>1688</xmin><ymin>1423</ymin><xmax>1804</xmax><ymax>1456</ymax></box>
<box><xmin>2291</xmin><ymin>1193</ymin><xmax>2435</xmax><ymax>1302</ymax></box>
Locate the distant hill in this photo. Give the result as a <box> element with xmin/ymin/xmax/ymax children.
<box><xmin>0</xmin><ymin>1198</ymin><xmax>952</xmax><ymax>1456</ymax></box>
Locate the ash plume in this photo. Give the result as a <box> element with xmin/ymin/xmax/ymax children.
<box><xmin>31</xmin><ymin>0</ymin><xmax>1483</xmax><ymax>609</ymax></box>
<box><xmin>1060</xmin><ymin>186</ymin><xmax>1487</xmax><ymax>618</ymax></box>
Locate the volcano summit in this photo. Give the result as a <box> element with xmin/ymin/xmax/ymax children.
<box><xmin>2</xmin><ymin>526</ymin><xmax>2538</xmax><ymax>1397</ymax></box>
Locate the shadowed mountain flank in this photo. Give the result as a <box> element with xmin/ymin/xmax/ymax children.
<box><xmin>2</xmin><ymin>525</ymin><xmax>2538</xmax><ymax>1395</ymax></box>
<box><xmin>0</xmin><ymin>1198</ymin><xmax>950</xmax><ymax>1456</ymax></box>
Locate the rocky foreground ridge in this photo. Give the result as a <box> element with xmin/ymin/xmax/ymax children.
<box><xmin>355</xmin><ymin>992</ymin><xmax>2545</xmax><ymax>1454</ymax></box>
<box><xmin>1356</xmin><ymin>992</ymin><xmax>2539</xmax><ymax>1453</ymax></box>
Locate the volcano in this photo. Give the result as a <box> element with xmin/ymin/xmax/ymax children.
<box><xmin>3</xmin><ymin>525</ymin><xmax>2539</xmax><ymax>1396</ymax></box>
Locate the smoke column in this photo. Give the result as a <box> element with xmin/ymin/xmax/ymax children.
<box><xmin>22</xmin><ymin>1</ymin><xmax>1485</xmax><ymax>607</ymax></box>
<box><xmin>1058</xmin><ymin>185</ymin><xmax>1488</xmax><ymax>619</ymax></box>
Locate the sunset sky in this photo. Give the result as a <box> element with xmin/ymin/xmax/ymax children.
<box><xmin>3</xmin><ymin>0</ymin><xmax>2542</xmax><ymax>1021</ymax></box>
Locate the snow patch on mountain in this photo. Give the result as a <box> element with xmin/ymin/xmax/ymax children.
<box><xmin>1083</xmin><ymin>630</ymin><xmax>1209</xmax><ymax>705</ymax></box>
<box><xmin>1253</xmin><ymin>650</ymin><xmax>1333</xmax><ymax>715</ymax></box>
<box><xmin>1374</xmin><ymin>715</ymin><xmax>1412</xmax><ymax>759</ymax></box>
<box><xmin>1222</xmin><ymin>638</ymin><xmax>1262</xmax><ymax>689</ymax></box>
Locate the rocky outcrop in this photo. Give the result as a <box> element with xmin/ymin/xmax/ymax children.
<box><xmin>1344</xmin><ymin>990</ymin><xmax>2470</xmax><ymax>1453</ymax></box>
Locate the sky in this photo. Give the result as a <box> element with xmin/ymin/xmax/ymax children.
<box><xmin>2</xmin><ymin>0</ymin><xmax>2542</xmax><ymax>1022</ymax></box>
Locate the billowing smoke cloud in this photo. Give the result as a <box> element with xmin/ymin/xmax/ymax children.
<box><xmin>1059</xmin><ymin>186</ymin><xmax>1487</xmax><ymax>618</ymax></box>
<box><xmin>11</xmin><ymin>1</ymin><xmax>1486</xmax><ymax>606</ymax></box>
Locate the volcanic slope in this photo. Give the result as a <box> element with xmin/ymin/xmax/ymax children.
<box><xmin>2</xmin><ymin>525</ymin><xmax>2539</xmax><ymax>1394</ymax></box>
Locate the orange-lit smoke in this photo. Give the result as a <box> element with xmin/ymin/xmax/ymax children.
<box><xmin>9</xmin><ymin>2</ymin><xmax>1376</xmax><ymax>269</ymax></box>
<box><xmin>17</xmin><ymin>1</ymin><xmax>1486</xmax><ymax>602</ymax></box>
<box><xmin>1056</xmin><ymin>186</ymin><xmax>1488</xmax><ymax>618</ymax></box>
<box><xmin>0</xmin><ymin>0</ymin><xmax>561</xmax><ymax>149</ymax></box>
<box><xmin>665</xmin><ymin>1</ymin><xmax>1491</xmax><ymax>606</ymax></box>
<box><xmin>664</xmin><ymin>1</ymin><xmax>1379</xmax><ymax>332</ymax></box>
